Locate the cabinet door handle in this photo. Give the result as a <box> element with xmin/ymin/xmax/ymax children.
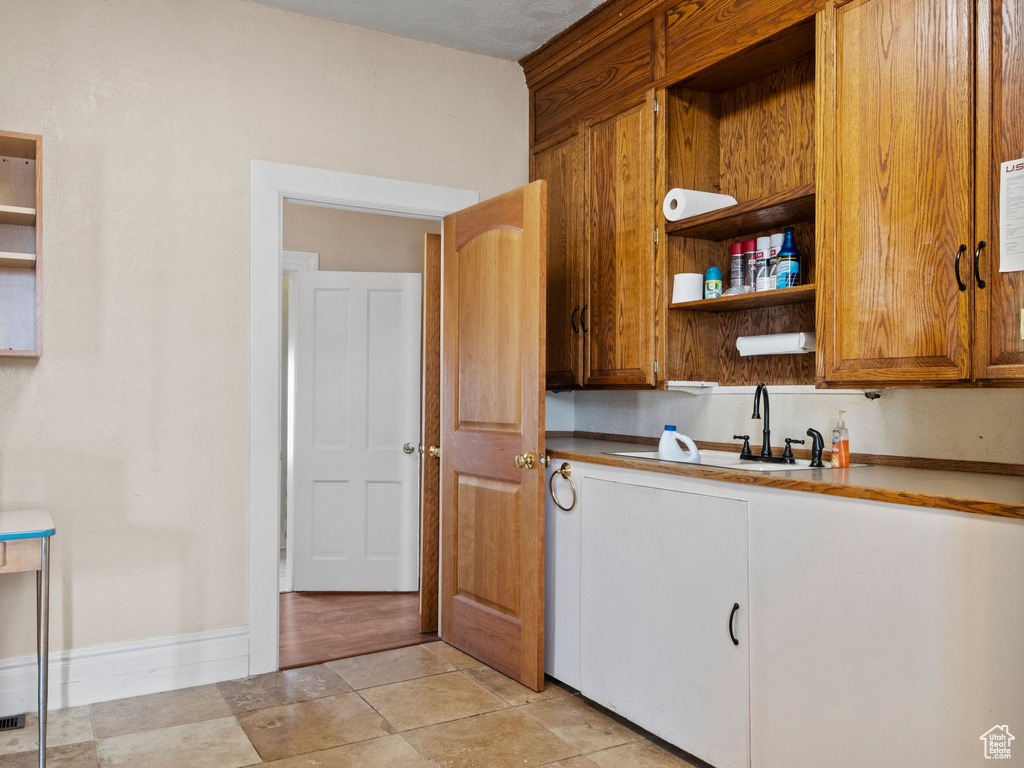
<box><xmin>973</xmin><ymin>241</ymin><xmax>987</xmax><ymax>289</ymax></box>
<box><xmin>954</xmin><ymin>243</ymin><xmax>967</xmax><ymax>291</ymax></box>
<box><xmin>728</xmin><ymin>603</ymin><xmax>740</xmax><ymax>646</ymax></box>
<box><xmin>571</xmin><ymin>305</ymin><xmax>580</xmax><ymax>333</ymax></box>
<box><xmin>580</xmin><ymin>305</ymin><xmax>588</xmax><ymax>333</ymax></box>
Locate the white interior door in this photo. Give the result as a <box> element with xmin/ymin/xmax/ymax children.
<box><xmin>292</xmin><ymin>270</ymin><xmax>423</xmax><ymax>591</ymax></box>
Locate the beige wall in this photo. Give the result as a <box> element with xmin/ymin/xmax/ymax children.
<box><xmin>0</xmin><ymin>0</ymin><xmax>527</xmax><ymax>659</ymax></box>
<box><xmin>283</xmin><ymin>204</ymin><xmax>441</xmax><ymax>273</ymax></box>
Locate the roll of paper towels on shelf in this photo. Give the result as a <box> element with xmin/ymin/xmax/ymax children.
<box><xmin>662</xmin><ymin>188</ymin><xmax>737</xmax><ymax>222</ymax></box>
<box><xmin>736</xmin><ymin>332</ymin><xmax>816</xmax><ymax>357</ymax></box>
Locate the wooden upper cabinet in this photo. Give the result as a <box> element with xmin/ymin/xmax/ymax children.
<box><xmin>817</xmin><ymin>0</ymin><xmax>974</xmax><ymax>383</ymax></box>
<box><xmin>584</xmin><ymin>93</ymin><xmax>657</xmax><ymax>388</ymax></box>
<box><xmin>973</xmin><ymin>0</ymin><xmax>1024</xmax><ymax>381</ymax></box>
<box><xmin>532</xmin><ymin>130</ymin><xmax>584</xmax><ymax>389</ymax></box>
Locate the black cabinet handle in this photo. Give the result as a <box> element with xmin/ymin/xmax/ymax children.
<box><xmin>728</xmin><ymin>602</ymin><xmax>740</xmax><ymax>646</ymax></box>
<box><xmin>954</xmin><ymin>243</ymin><xmax>967</xmax><ymax>291</ymax></box>
<box><xmin>580</xmin><ymin>305</ymin><xmax>588</xmax><ymax>333</ymax></box>
<box><xmin>973</xmin><ymin>241</ymin><xmax>987</xmax><ymax>289</ymax></box>
<box><xmin>571</xmin><ymin>305</ymin><xmax>580</xmax><ymax>333</ymax></box>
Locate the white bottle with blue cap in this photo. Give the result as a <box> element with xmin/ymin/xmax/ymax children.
<box><xmin>657</xmin><ymin>425</ymin><xmax>701</xmax><ymax>464</ymax></box>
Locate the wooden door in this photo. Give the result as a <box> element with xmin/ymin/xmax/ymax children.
<box><xmin>292</xmin><ymin>271</ymin><xmax>422</xmax><ymax>591</ymax></box>
<box><xmin>584</xmin><ymin>93</ymin><xmax>657</xmax><ymax>388</ymax></box>
<box><xmin>581</xmin><ymin>479</ymin><xmax>750</xmax><ymax>768</ymax></box>
<box><xmin>532</xmin><ymin>130</ymin><xmax>584</xmax><ymax>389</ymax></box>
<box><xmin>440</xmin><ymin>181</ymin><xmax>547</xmax><ymax>690</ymax></box>
<box><xmin>818</xmin><ymin>0</ymin><xmax>974</xmax><ymax>383</ymax></box>
<box><xmin>419</xmin><ymin>234</ymin><xmax>442</xmax><ymax>631</ymax></box>
<box><xmin>973</xmin><ymin>0</ymin><xmax>1024</xmax><ymax>381</ymax></box>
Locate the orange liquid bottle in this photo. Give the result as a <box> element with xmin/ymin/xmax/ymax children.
<box><xmin>831</xmin><ymin>410</ymin><xmax>850</xmax><ymax>468</ymax></box>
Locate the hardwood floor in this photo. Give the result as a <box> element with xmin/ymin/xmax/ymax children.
<box><xmin>279</xmin><ymin>591</ymin><xmax>438</xmax><ymax>669</ymax></box>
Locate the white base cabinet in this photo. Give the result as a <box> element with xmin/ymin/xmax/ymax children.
<box><xmin>581</xmin><ymin>478</ymin><xmax>750</xmax><ymax>768</ymax></box>
<box><xmin>543</xmin><ymin>460</ymin><xmax>1024</xmax><ymax>768</ymax></box>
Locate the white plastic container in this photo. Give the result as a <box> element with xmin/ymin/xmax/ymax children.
<box><xmin>658</xmin><ymin>425</ymin><xmax>701</xmax><ymax>464</ymax></box>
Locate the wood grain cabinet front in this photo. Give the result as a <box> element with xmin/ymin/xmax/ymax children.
<box><xmin>817</xmin><ymin>0</ymin><xmax>1024</xmax><ymax>384</ymax></box>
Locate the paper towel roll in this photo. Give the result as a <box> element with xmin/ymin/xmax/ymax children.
<box><xmin>672</xmin><ymin>273</ymin><xmax>704</xmax><ymax>304</ymax></box>
<box><xmin>662</xmin><ymin>188</ymin><xmax>737</xmax><ymax>222</ymax></box>
<box><xmin>736</xmin><ymin>332</ymin><xmax>816</xmax><ymax>357</ymax></box>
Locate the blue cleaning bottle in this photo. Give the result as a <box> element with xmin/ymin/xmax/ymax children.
<box><xmin>775</xmin><ymin>227</ymin><xmax>801</xmax><ymax>288</ymax></box>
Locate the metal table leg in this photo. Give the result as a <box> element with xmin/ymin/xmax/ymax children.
<box><xmin>36</xmin><ymin>537</ymin><xmax>49</xmax><ymax>768</ymax></box>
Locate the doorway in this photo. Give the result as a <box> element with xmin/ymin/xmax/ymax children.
<box><xmin>248</xmin><ymin>160</ymin><xmax>478</xmax><ymax>676</ymax></box>
<box><xmin>279</xmin><ymin>203</ymin><xmax>439</xmax><ymax>668</ymax></box>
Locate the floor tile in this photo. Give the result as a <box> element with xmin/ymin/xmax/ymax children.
<box><xmin>237</xmin><ymin>692</ymin><xmax>391</xmax><ymax>762</ymax></box>
<box><xmin>360</xmin><ymin>671</ymin><xmax>507</xmax><ymax>731</ymax></box>
<box><xmin>521</xmin><ymin>696</ymin><xmax>641</xmax><ymax>754</ymax></box>
<box><xmin>94</xmin><ymin>716</ymin><xmax>259</xmax><ymax>768</ymax></box>
<box><xmin>543</xmin><ymin>758</ymin><xmax>602</xmax><ymax>768</ymax></box>
<box><xmin>261</xmin><ymin>734</ymin><xmax>434</xmax><ymax>767</ymax></box>
<box><xmin>587</xmin><ymin>741</ymin><xmax>700</xmax><ymax>768</ymax></box>
<box><xmin>421</xmin><ymin>641</ymin><xmax>486</xmax><ymax>670</ymax></box>
<box><xmin>462</xmin><ymin>667</ymin><xmax>572</xmax><ymax>707</ymax></box>
<box><xmin>0</xmin><ymin>742</ymin><xmax>99</xmax><ymax>768</ymax></box>
<box><xmin>218</xmin><ymin>664</ymin><xmax>352</xmax><ymax>714</ymax></box>
<box><xmin>0</xmin><ymin>706</ymin><xmax>93</xmax><ymax>755</ymax></box>
<box><xmin>403</xmin><ymin>708</ymin><xmax>579</xmax><ymax>768</ymax></box>
<box><xmin>326</xmin><ymin>645</ymin><xmax>454</xmax><ymax>690</ymax></box>
<box><xmin>90</xmin><ymin>684</ymin><xmax>231</xmax><ymax>738</ymax></box>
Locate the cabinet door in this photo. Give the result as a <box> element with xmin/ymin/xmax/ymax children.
<box><xmin>818</xmin><ymin>0</ymin><xmax>974</xmax><ymax>383</ymax></box>
<box><xmin>581</xmin><ymin>478</ymin><xmax>750</xmax><ymax>768</ymax></box>
<box><xmin>584</xmin><ymin>95</ymin><xmax>657</xmax><ymax>388</ymax></box>
<box><xmin>544</xmin><ymin>461</ymin><xmax>584</xmax><ymax>689</ymax></box>
<box><xmin>532</xmin><ymin>131</ymin><xmax>584</xmax><ymax>389</ymax></box>
<box><xmin>973</xmin><ymin>0</ymin><xmax>1024</xmax><ymax>380</ymax></box>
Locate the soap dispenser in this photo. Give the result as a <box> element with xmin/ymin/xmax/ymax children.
<box><xmin>831</xmin><ymin>410</ymin><xmax>850</xmax><ymax>468</ymax></box>
<box><xmin>658</xmin><ymin>425</ymin><xmax>701</xmax><ymax>464</ymax></box>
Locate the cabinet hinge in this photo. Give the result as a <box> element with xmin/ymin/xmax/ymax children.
<box><xmin>654</xmin><ymin>228</ymin><xmax>659</xmax><ymax>245</ymax></box>
<box><xmin>654</xmin><ymin>360</ymin><xmax>659</xmax><ymax>375</ymax></box>
<box><xmin>654</xmin><ymin>97</ymin><xmax>659</xmax><ymax>115</ymax></box>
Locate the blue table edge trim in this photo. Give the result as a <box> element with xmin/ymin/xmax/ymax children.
<box><xmin>0</xmin><ymin>529</ymin><xmax>55</xmax><ymax>541</ymax></box>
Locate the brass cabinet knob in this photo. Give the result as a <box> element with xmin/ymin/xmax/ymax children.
<box><xmin>403</xmin><ymin>443</ymin><xmax>416</xmax><ymax>454</ymax></box>
<box><xmin>428</xmin><ymin>445</ymin><xmax>440</xmax><ymax>459</ymax></box>
<box><xmin>515</xmin><ymin>452</ymin><xmax>537</xmax><ymax>470</ymax></box>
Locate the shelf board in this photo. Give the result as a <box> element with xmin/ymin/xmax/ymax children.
<box><xmin>0</xmin><ymin>251</ymin><xmax>36</xmax><ymax>269</ymax></box>
<box><xmin>0</xmin><ymin>205</ymin><xmax>36</xmax><ymax>227</ymax></box>
<box><xmin>670</xmin><ymin>284</ymin><xmax>815</xmax><ymax>312</ymax></box>
<box><xmin>665</xmin><ymin>184</ymin><xmax>815</xmax><ymax>241</ymax></box>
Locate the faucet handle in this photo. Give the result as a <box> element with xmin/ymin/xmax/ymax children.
<box><xmin>783</xmin><ymin>438</ymin><xmax>805</xmax><ymax>462</ymax></box>
<box><xmin>733</xmin><ymin>434</ymin><xmax>752</xmax><ymax>458</ymax></box>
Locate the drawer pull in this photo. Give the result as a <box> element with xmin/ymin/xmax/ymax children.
<box><xmin>729</xmin><ymin>602</ymin><xmax>740</xmax><ymax>646</ymax></box>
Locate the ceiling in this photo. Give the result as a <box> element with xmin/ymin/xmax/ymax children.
<box><xmin>248</xmin><ymin>0</ymin><xmax>606</xmax><ymax>60</ymax></box>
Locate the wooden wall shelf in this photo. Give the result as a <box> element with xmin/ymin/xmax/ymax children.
<box><xmin>670</xmin><ymin>284</ymin><xmax>815</xmax><ymax>311</ymax></box>
<box><xmin>0</xmin><ymin>205</ymin><xmax>36</xmax><ymax>227</ymax></box>
<box><xmin>0</xmin><ymin>252</ymin><xmax>36</xmax><ymax>268</ymax></box>
<box><xmin>666</xmin><ymin>184</ymin><xmax>815</xmax><ymax>241</ymax></box>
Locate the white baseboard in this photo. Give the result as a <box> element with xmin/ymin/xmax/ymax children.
<box><xmin>0</xmin><ymin>626</ymin><xmax>249</xmax><ymax>715</ymax></box>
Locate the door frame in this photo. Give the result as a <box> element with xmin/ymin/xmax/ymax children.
<box><xmin>249</xmin><ymin>160</ymin><xmax>478</xmax><ymax>674</ymax></box>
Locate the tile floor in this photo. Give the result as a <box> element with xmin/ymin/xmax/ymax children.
<box><xmin>0</xmin><ymin>641</ymin><xmax>706</xmax><ymax>768</ymax></box>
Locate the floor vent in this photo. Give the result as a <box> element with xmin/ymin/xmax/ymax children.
<box><xmin>0</xmin><ymin>714</ymin><xmax>26</xmax><ymax>731</ymax></box>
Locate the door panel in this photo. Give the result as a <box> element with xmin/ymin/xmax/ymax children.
<box><xmin>293</xmin><ymin>271</ymin><xmax>422</xmax><ymax>591</ymax></box>
<box><xmin>419</xmin><ymin>234</ymin><xmax>442</xmax><ymax>632</ymax></box>
<box><xmin>821</xmin><ymin>0</ymin><xmax>974</xmax><ymax>382</ymax></box>
<box><xmin>974</xmin><ymin>0</ymin><xmax>1024</xmax><ymax>380</ymax></box>
<box><xmin>532</xmin><ymin>131</ymin><xmax>584</xmax><ymax>389</ymax></box>
<box><xmin>582</xmin><ymin>478</ymin><xmax>750</xmax><ymax>768</ymax></box>
<box><xmin>441</xmin><ymin>181</ymin><xmax>547</xmax><ymax>690</ymax></box>
<box><xmin>585</xmin><ymin>95</ymin><xmax>656</xmax><ymax>387</ymax></box>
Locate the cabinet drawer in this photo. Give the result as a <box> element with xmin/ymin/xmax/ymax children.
<box><xmin>0</xmin><ymin>538</ymin><xmax>42</xmax><ymax>573</ymax></box>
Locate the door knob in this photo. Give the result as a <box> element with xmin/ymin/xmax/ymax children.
<box><xmin>428</xmin><ymin>445</ymin><xmax>440</xmax><ymax>459</ymax></box>
<box><xmin>515</xmin><ymin>452</ymin><xmax>537</xmax><ymax>469</ymax></box>
<box><xmin>403</xmin><ymin>443</ymin><xmax>416</xmax><ymax>454</ymax></box>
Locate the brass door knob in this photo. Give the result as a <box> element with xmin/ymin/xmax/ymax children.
<box><xmin>514</xmin><ymin>452</ymin><xmax>537</xmax><ymax>470</ymax></box>
<box><xmin>428</xmin><ymin>445</ymin><xmax>440</xmax><ymax>459</ymax></box>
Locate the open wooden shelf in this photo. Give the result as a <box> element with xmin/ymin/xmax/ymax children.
<box><xmin>666</xmin><ymin>184</ymin><xmax>815</xmax><ymax>241</ymax></box>
<box><xmin>0</xmin><ymin>205</ymin><xmax>36</xmax><ymax>227</ymax></box>
<box><xmin>0</xmin><ymin>251</ymin><xmax>36</xmax><ymax>268</ymax></box>
<box><xmin>670</xmin><ymin>283</ymin><xmax>815</xmax><ymax>312</ymax></box>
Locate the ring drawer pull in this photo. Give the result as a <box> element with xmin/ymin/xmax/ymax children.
<box><xmin>548</xmin><ymin>462</ymin><xmax>577</xmax><ymax>511</ymax></box>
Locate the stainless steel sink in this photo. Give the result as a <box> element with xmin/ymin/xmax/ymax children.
<box><xmin>608</xmin><ymin>449</ymin><xmax>861</xmax><ymax>472</ymax></box>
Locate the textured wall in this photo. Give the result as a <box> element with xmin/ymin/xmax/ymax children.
<box><xmin>0</xmin><ymin>0</ymin><xmax>527</xmax><ymax>659</ymax></box>
<box><xmin>571</xmin><ymin>388</ymin><xmax>1024</xmax><ymax>463</ymax></box>
<box><xmin>283</xmin><ymin>204</ymin><xmax>441</xmax><ymax>274</ymax></box>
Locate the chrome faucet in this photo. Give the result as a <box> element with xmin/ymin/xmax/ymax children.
<box><xmin>752</xmin><ymin>383</ymin><xmax>771</xmax><ymax>458</ymax></box>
